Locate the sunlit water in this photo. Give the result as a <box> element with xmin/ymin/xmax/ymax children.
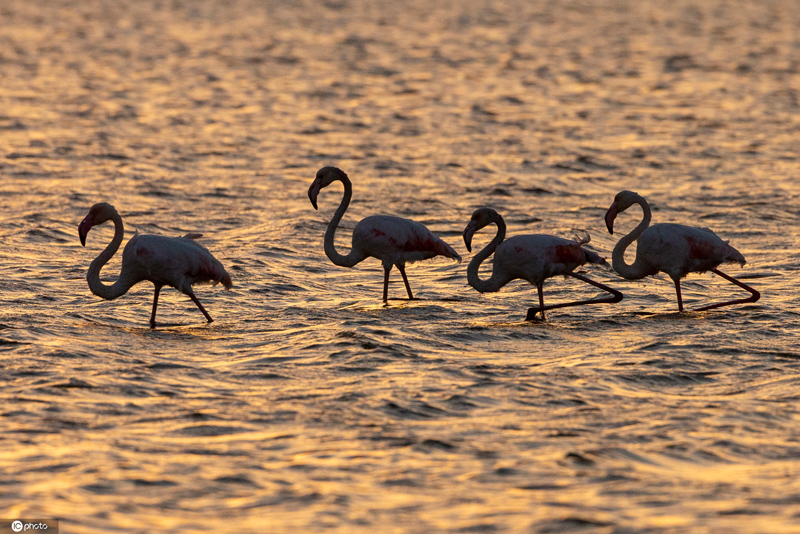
<box><xmin>1</xmin><ymin>1</ymin><xmax>800</xmax><ymax>532</ymax></box>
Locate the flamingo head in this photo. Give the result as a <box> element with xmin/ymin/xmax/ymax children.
<box><xmin>463</xmin><ymin>207</ymin><xmax>500</xmax><ymax>252</ymax></box>
<box><xmin>79</xmin><ymin>202</ymin><xmax>116</xmax><ymax>246</ymax></box>
<box><xmin>309</xmin><ymin>166</ymin><xmax>348</xmax><ymax>210</ymax></box>
<box><xmin>605</xmin><ymin>190</ymin><xmax>640</xmax><ymax>235</ymax></box>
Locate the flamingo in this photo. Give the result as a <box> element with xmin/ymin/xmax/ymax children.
<box><xmin>463</xmin><ymin>207</ymin><xmax>623</xmax><ymax>320</ymax></box>
<box><xmin>78</xmin><ymin>202</ymin><xmax>232</xmax><ymax>327</ymax></box>
<box><xmin>308</xmin><ymin>166</ymin><xmax>461</xmax><ymax>303</ymax></box>
<box><xmin>605</xmin><ymin>190</ymin><xmax>760</xmax><ymax>312</ymax></box>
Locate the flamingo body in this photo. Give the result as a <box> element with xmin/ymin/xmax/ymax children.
<box><xmin>308</xmin><ymin>166</ymin><xmax>460</xmax><ymax>302</ymax></box>
<box><xmin>489</xmin><ymin>234</ymin><xmax>600</xmax><ymax>287</ymax></box>
<box><xmin>120</xmin><ymin>233</ymin><xmax>231</xmax><ymax>294</ymax></box>
<box><xmin>632</xmin><ymin>223</ymin><xmax>745</xmax><ymax>281</ymax></box>
<box><xmin>78</xmin><ymin>202</ymin><xmax>231</xmax><ymax>327</ymax></box>
<box><xmin>353</xmin><ymin>215</ymin><xmax>460</xmax><ymax>269</ymax></box>
<box><xmin>605</xmin><ymin>190</ymin><xmax>758</xmax><ymax>311</ymax></box>
<box><xmin>463</xmin><ymin>207</ymin><xmax>622</xmax><ymax>319</ymax></box>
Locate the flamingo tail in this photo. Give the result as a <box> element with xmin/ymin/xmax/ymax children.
<box><xmin>582</xmin><ymin>248</ymin><xmax>608</xmax><ymax>266</ymax></box>
<box><xmin>440</xmin><ymin>241</ymin><xmax>462</xmax><ymax>263</ymax></box>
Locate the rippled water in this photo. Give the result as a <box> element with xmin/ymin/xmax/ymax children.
<box><xmin>2</xmin><ymin>0</ymin><xmax>800</xmax><ymax>532</ymax></box>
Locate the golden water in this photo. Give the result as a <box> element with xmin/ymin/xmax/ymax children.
<box><xmin>1</xmin><ymin>1</ymin><xmax>799</xmax><ymax>532</ymax></box>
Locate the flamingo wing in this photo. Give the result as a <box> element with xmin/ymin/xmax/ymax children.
<box><xmin>494</xmin><ymin>234</ymin><xmax>588</xmax><ymax>284</ymax></box>
<box><xmin>639</xmin><ymin>223</ymin><xmax>745</xmax><ymax>279</ymax></box>
<box><xmin>353</xmin><ymin>215</ymin><xmax>461</xmax><ymax>265</ymax></box>
<box><xmin>122</xmin><ymin>234</ymin><xmax>231</xmax><ymax>293</ymax></box>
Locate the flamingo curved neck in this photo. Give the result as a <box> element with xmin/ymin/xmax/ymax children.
<box><xmin>467</xmin><ymin>217</ymin><xmax>507</xmax><ymax>293</ymax></box>
<box><xmin>611</xmin><ymin>195</ymin><xmax>652</xmax><ymax>280</ymax></box>
<box><xmin>324</xmin><ymin>175</ymin><xmax>364</xmax><ymax>268</ymax></box>
<box><xmin>87</xmin><ymin>211</ymin><xmax>136</xmax><ymax>300</ymax></box>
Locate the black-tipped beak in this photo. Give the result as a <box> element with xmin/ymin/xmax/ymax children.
<box><xmin>308</xmin><ymin>181</ymin><xmax>320</xmax><ymax>210</ymax></box>
<box><xmin>78</xmin><ymin>217</ymin><xmax>92</xmax><ymax>246</ymax></box>
<box><xmin>463</xmin><ymin>221</ymin><xmax>477</xmax><ymax>253</ymax></box>
<box><xmin>605</xmin><ymin>202</ymin><xmax>618</xmax><ymax>235</ymax></box>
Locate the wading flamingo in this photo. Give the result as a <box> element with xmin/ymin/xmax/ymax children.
<box><xmin>605</xmin><ymin>190</ymin><xmax>760</xmax><ymax>312</ymax></box>
<box><xmin>78</xmin><ymin>202</ymin><xmax>232</xmax><ymax>327</ymax></box>
<box><xmin>463</xmin><ymin>207</ymin><xmax>622</xmax><ymax>320</ymax></box>
<box><xmin>308</xmin><ymin>166</ymin><xmax>461</xmax><ymax>303</ymax></box>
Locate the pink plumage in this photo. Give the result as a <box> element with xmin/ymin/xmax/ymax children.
<box><xmin>78</xmin><ymin>202</ymin><xmax>231</xmax><ymax>327</ymax></box>
<box><xmin>353</xmin><ymin>215</ymin><xmax>461</xmax><ymax>266</ymax></box>
<box><xmin>605</xmin><ymin>190</ymin><xmax>759</xmax><ymax>312</ymax></box>
<box><xmin>308</xmin><ymin>166</ymin><xmax>461</xmax><ymax>303</ymax></box>
<box><xmin>463</xmin><ymin>207</ymin><xmax>622</xmax><ymax>320</ymax></box>
<box><xmin>126</xmin><ymin>233</ymin><xmax>232</xmax><ymax>293</ymax></box>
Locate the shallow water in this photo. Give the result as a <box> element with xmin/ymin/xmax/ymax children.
<box><xmin>1</xmin><ymin>0</ymin><xmax>800</xmax><ymax>532</ymax></box>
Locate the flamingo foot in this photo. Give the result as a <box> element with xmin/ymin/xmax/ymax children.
<box><xmin>525</xmin><ymin>307</ymin><xmax>546</xmax><ymax>321</ymax></box>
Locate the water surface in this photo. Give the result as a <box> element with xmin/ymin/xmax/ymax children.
<box><xmin>1</xmin><ymin>1</ymin><xmax>800</xmax><ymax>532</ymax></box>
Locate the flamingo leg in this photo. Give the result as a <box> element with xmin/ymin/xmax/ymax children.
<box><xmin>397</xmin><ymin>264</ymin><xmax>415</xmax><ymax>300</ymax></box>
<box><xmin>188</xmin><ymin>291</ymin><xmax>214</xmax><ymax>323</ymax></box>
<box><xmin>538</xmin><ymin>283</ymin><xmax>545</xmax><ymax>321</ymax></box>
<box><xmin>526</xmin><ymin>272</ymin><xmax>623</xmax><ymax>321</ymax></box>
<box><xmin>693</xmin><ymin>269</ymin><xmax>761</xmax><ymax>312</ymax></box>
<box><xmin>150</xmin><ymin>285</ymin><xmax>162</xmax><ymax>328</ymax></box>
<box><xmin>382</xmin><ymin>265</ymin><xmax>391</xmax><ymax>304</ymax></box>
<box><xmin>526</xmin><ymin>283</ymin><xmax>547</xmax><ymax>321</ymax></box>
<box><xmin>675</xmin><ymin>279</ymin><xmax>684</xmax><ymax>312</ymax></box>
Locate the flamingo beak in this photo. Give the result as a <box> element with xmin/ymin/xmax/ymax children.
<box><xmin>605</xmin><ymin>202</ymin><xmax>618</xmax><ymax>235</ymax></box>
<box><xmin>462</xmin><ymin>221</ymin><xmax>477</xmax><ymax>253</ymax></box>
<box><xmin>308</xmin><ymin>181</ymin><xmax>320</xmax><ymax>210</ymax></box>
<box><xmin>78</xmin><ymin>215</ymin><xmax>93</xmax><ymax>246</ymax></box>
